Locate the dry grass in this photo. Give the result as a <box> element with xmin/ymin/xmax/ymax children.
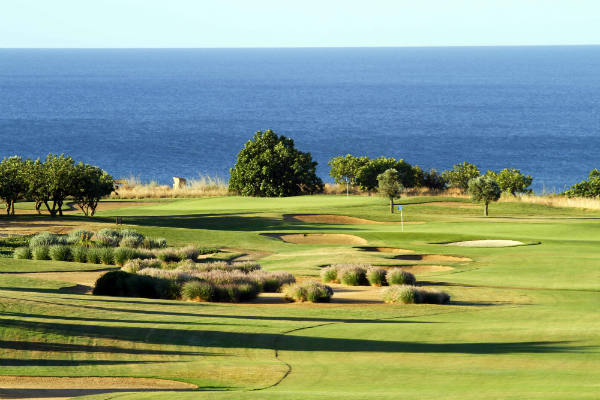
<box><xmin>501</xmin><ymin>193</ymin><xmax>600</xmax><ymax>210</ymax></box>
<box><xmin>111</xmin><ymin>175</ymin><xmax>229</xmax><ymax>199</ymax></box>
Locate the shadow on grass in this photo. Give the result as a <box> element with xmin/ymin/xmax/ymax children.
<box><xmin>0</xmin><ymin>317</ymin><xmax>587</xmax><ymax>355</ymax></box>
<box><xmin>0</xmin><ymin>388</ymin><xmax>199</xmax><ymax>399</ymax></box>
<box><xmin>0</xmin><ymin>359</ymin><xmax>163</xmax><ymax>367</ymax></box>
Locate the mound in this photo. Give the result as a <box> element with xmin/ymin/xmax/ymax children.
<box><xmin>394</xmin><ymin>254</ymin><xmax>471</xmax><ymax>262</ymax></box>
<box><xmin>356</xmin><ymin>247</ymin><xmax>415</xmax><ymax>254</ymax></box>
<box><xmin>443</xmin><ymin>240</ymin><xmax>525</xmax><ymax>247</ymax></box>
<box><xmin>284</xmin><ymin>214</ymin><xmax>425</xmax><ymax>225</ymax></box>
<box><xmin>0</xmin><ymin>376</ymin><xmax>196</xmax><ymax>400</ymax></box>
<box><xmin>262</xmin><ymin>233</ymin><xmax>367</xmax><ymax>245</ymax></box>
<box><xmin>377</xmin><ymin>265</ymin><xmax>454</xmax><ymax>274</ymax></box>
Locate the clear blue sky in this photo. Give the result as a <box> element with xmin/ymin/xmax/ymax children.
<box><xmin>2</xmin><ymin>0</ymin><xmax>599</xmax><ymax>48</ymax></box>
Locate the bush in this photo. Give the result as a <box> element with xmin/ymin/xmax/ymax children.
<box><xmin>120</xmin><ymin>229</ymin><xmax>144</xmax><ymax>240</ymax></box>
<box><xmin>366</xmin><ymin>267</ymin><xmax>387</xmax><ymax>286</ymax></box>
<box><xmin>122</xmin><ymin>258</ymin><xmax>163</xmax><ymax>273</ymax></box>
<box><xmin>96</xmin><ymin>228</ymin><xmax>121</xmax><ymax>239</ymax></box>
<box><xmin>99</xmin><ymin>247</ymin><xmax>114</xmax><ymax>265</ymax></box>
<box><xmin>49</xmin><ymin>245</ymin><xmax>72</xmax><ymax>261</ymax></box>
<box><xmin>92</xmin><ymin>270</ymin><xmax>176</xmax><ymax>299</ymax></box>
<box><xmin>418</xmin><ymin>289</ymin><xmax>451</xmax><ymax>304</ymax></box>
<box><xmin>86</xmin><ymin>247</ymin><xmax>102</xmax><ymax>264</ymax></box>
<box><xmin>383</xmin><ymin>285</ymin><xmax>418</xmax><ymax>304</ymax></box>
<box><xmin>178</xmin><ymin>245</ymin><xmax>199</xmax><ymax>261</ymax></box>
<box><xmin>156</xmin><ymin>248</ymin><xmax>181</xmax><ymax>263</ymax></box>
<box><xmin>113</xmin><ymin>247</ymin><xmax>137</xmax><ymax>266</ymax></box>
<box><xmin>386</xmin><ymin>269</ymin><xmax>416</xmax><ymax>285</ymax></box>
<box><xmin>283</xmin><ymin>281</ymin><xmax>333</xmax><ymax>303</ymax></box>
<box><xmin>142</xmin><ymin>237</ymin><xmax>167</xmax><ymax>249</ymax></box>
<box><xmin>13</xmin><ymin>247</ymin><xmax>32</xmax><ymax>259</ymax></box>
<box><xmin>71</xmin><ymin>246</ymin><xmax>88</xmax><ymax>263</ymax></box>
<box><xmin>197</xmin><ymin>246</ymin><xmax>219</xmax><ymax>255</ymax></box>
<box><xmin>320</xmin><ymin>266</ymin><xmax>338</xmax><ymax>283</ymax></box>
<box><xmin>182</xmin><ymin>280</ymin><xmax>214</xmax><ymax>301</ymax></box>
<box><xmin>31</xmin><ymin>245</ymin><xmax>50</xmax><ymax>260</ymax></box>
<box><xmin>66</xmin><ymin>229</ymin><xmax>94</xmax><ymax>245</ymax></box>
<box><xmin>29</xmin><ymin>232</ymin><xmax>65</xmax><ymax>248</ymax></box>
<box><xmin>120</xmin><ymin>236</ymin><xmax>142</xmax><ymax>248</ymax></box>
<box><xmin>252</xmin><ymin>271</ymin><xmax>296</xmax><ymax>292</ymax></box>
<box><xmin>94</xmin><ymin>234</ymin><xmax>120</xmax><ymax>247</ymax></box>
<box><xmin>214</xmin><ymin>283</ymin><xmax>260</xmax><ymax>302</ymax></box>
<box><xmin>338</xmin><ymin>265</ymin><xmax>368</xmax><ymax>286</ymax></box>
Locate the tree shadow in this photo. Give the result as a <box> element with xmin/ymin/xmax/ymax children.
<box><xmin>0</xmin><ymin>388</ymin><xmax>199</xmax><ymax>399</ymax></box>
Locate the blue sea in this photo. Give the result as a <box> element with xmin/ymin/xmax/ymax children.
<box><xmin>1</xmin><ymin>47</ymin><xmax>599</xmax><ymax>192</ymax></box>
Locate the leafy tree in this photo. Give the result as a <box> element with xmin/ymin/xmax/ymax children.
<box><xmin>39</xmin><ymin>154</ymin><xmax>77</xmax><ymax>217</ymax></box>
<box><xmin>377</xmin><ymin>168</ymin><xmax>404</xmax><ymax>213</ymax></box>
<box><xmin>229</xmin><ymin>130</ymin><xmax>324</xmax><ymax>197</ymax></box>
<box><xmin>328</xmin><ymin>154</ymin><xmax>369</xmax><ymax>196</ymax></box>
<box><xmin>486</xmin><ymin>168</ymin><xmax>533</xmax><ymax>195</ymax></box>
<box><xmin>442</xmin><ymin>162</ymin><xmax>481</xmax><ymax>190</ymax></box>
<box><xmin>72</xmin><ymin>163</ymin><xmax>115</xmax><ymax>216</ymax></box>
<box><xmin>468</xmin><ymin>176</ymin><xmax>501</xmax><ymax>216</ymax></box>
<box><xmin>564</xmin><ymin>169</ymin><xmax>600</xmax><ymax>198</ymax></box>
<box><xmin>423</xmin><ymin>168</ymin><xmax>447</xmax><ymax>190</ymax></box>
<box><xmin>22</xmin><ymin>158</ymin><xmax>46</xmax><ymax>214</ymax></box>
<box><xmin>356</xmin><ymin>157</ymin><xmax>414</xmax><ymax>193</ymax></box>
<box><xmin>0</xmin><ymin>156</ymin><xmax>27</xmax><ymax>215</ymax></box>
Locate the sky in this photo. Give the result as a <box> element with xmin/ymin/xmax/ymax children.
<box><xmin>1</xmin><ymin>0</ymin><xmax>600</xmax><ymax>48</ymax></box>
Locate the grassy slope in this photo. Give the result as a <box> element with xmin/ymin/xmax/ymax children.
<box><xmin>0</xmin><ymin>195</ymin><xmax>598</xmax><ymax>399</ymax></box>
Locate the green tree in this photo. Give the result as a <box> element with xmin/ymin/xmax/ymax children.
<box><xmin>72</xmin><ymin>163</ymin><xmax>115</xmax><ymax>216</ymax></box>
<box><xmin>229</xmin><ymin>130</ymin><xmax>324</xmax><ymax>197</ymax></box>
<box><xmin>0</xmin><ymin>156</ymin><xmax>27</xmax><ymax>215</ymax></box>
<box><xmin>39</xmin><ymin>154</ymin><xmax>77</xmax><ymax>217</ymax></box>
<box><xmin>356</xmin><ymin>157</ymin><xmax>414</xmax><ymax>194</ymax></box>
<box><xmin>497</xmin><ymin>168</ymin><xmax>533</xmax><ymax>195</ymax></box>
<box><xmin>443</xmin><ymin>162</ymin><xmax>481</xmax><ymax>190</ymax></box>
<box><xmin>22</xmin><ymin>158</ymin><xmax>46</xmax><ymax>214</ymax></box>
<box><xmin>564</xmin><ymin>169</ymin><xmax>600</xmax><ymax>198</ymax></box>
<box><xmin>377</xmin><ymin>168</ymin><xmax>404</xmax><ymax>213</ymax></box>
<box><xmin>468</xmin><ymin>176</ymin><xmax>501</xmax><ymax>216</ymax></box>
<box><xmin>423</xmin><ymin>168</ymin><xmax>447</xmax><ymax>190</ymax></box>
<box><xmin>328</xmin><ymin>154</ymin><xmax>369</xmax><ymax>196</ymax></box>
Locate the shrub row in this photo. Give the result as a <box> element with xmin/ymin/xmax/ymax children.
<box><xmin>382</xmin><ymin>285</ymin><xmax>450</xmax><ymax>304</ymax></box>
<box><xmin>283</xmin><ymin>281</ymin><xmax>333</xmax><ymax>303</ymax></box>
<box><xmin>92</xmin><ymin>271</ymin><xmax>179</xmax><ymax>299</ymax></box>
<box><xmin>27</xmin><ymin>230</ymin><xmax>167</xmax><ymax>250</ymax></box>
<box><xmin>181</xmin><ymin>280</ymin><xmax>260</xmax><ymax>302</ymax></box>
<box><xmin>321</xmin><ymin>264</ymin><xmax>416</xmax><ymax>287</ymax></box>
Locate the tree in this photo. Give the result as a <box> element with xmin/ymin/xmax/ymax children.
<box><xmin>356</xmin><ymin>157</ymin><xmax>415</xmax><ymax>194</ymax></box>
<box><xmin>486</xmin><ymin>168</ymin><xmax>533</xmax><ymax>195</ymax></box>
<box><xmin>22</xmin><ymin>158</ymin><xmax>46</xmax><ymax>214</ymax></box>
<box><xmin>443</xmin><ymin>162</ymin><xmax>481</xmax><ymax>190</ymax></box>
<box><xmin>72</xmin><ymin>163</ymin><xmax>115</xmax><ymax>216</ymax></box>
<box><xmin>39</xmin><ymin>154</ymin><xmax>77</xmax><ymax>217</ymax></box>
<box><xmin>377</xmin><ymin>168</ymin><xmax>404</xmax><ymax>213</ymax></box>
<box><xmin>564</xmin><ymin>169</ymin><xmax>600</xmax><ymax>198</ymax></box>
<box><xmin>468</xmin><ymin>176</ymin><xmax>501</xmax><ymax>216</ymax></box>
<box><xmin>423</xmin><ymin>168</ymin><xmax>447</xmax><ymax>190</ymax></box>
<box><xmin>0</xmin><ymin>156</ymin><xmax>27</xmax><ymax>215</ymax></box>
<box><xmin>328</xmin><ymin>154</ymin><xmax>368</xmax><ymax>196</ymax></box>
<box><xmin>229</xmin><ymin>130</ymin><xmax>324</xmax><ymax>197</ymax></box>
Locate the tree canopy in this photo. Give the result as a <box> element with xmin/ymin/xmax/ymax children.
<box><xmin>443</xmin><ymin>162</ymin><xmax>481</xmax><ymax>190</ymax></box>
<box><xmin>377</xmin><ymin>168</ymin><xmax>404</xmax><ymax>213</ymax></box>
<box><xmin>229</xmin><ymin>130</ymin><xmax>324</xmax><ymax>197</ymax></box>
<box><xmin>356</xmin><ymin>157</ymin><xmax>414</xmax><ymax>193</ymax></box>
<box><xmin>564</xmin><ymin>169</ymin><xmax>600</xmax><ymax>198</ymax></box>
<box><xmin>486</xmin><ymin>168</ymin><xmax>533</xmax><ymax>195</ymax></box>
<box><xmin>468</xmin><ymin>176</ymin><xmax>501</xmax><ymax>216</ymax></box>
<box><xmin>328</xmin><ymin>154</ymin><xmax>369</xmax><ymax>196</ymax></box>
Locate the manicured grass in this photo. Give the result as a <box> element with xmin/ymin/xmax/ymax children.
<box><xmin>0</xmin><ymin>195</ymin><xmax>599</xmax><ymax>399</ymax></box>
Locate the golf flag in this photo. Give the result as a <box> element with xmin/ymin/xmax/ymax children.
<box><xmin>397</xmin><ymin>205</ymin><xmax>402</xmax><ymax>211</ymax></box>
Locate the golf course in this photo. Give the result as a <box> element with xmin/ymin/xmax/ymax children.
<box><xmin>0</xmin><ymin>195</ymin><xmax>599</xmax><ymax>399</ymax></box>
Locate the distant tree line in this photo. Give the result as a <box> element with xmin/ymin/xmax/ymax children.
<box><xmin>0</xmin><ymin>154</ymin><xmax>114</xmax><ymax>217</ymax></box>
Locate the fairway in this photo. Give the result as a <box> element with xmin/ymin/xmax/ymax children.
<box><xmin>1</xmin><ymin>195</ymin><xmax>599</xmax><ymax>399</ymax></box>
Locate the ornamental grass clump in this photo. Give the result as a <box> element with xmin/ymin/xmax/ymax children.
<box><xmin>337</xmin><ymin>264</ymin><xmax>369</xmax><ymax>286</ymax></box>
<box><xmin>29</xmin><ymin>232</ymin><xmax>65</xmax><ymax>248</ymax></box>
<box><xmin>197</xmin><ymin>246</ymin><xmax>219</xmax><ymax>255</ymax></box>
<box><xmin>66</xmin><ymin>230</ymin><xmax>94</xmax><ymax>245</ymax></box>
<box><xmin>120</xmin><ymin>236</ymin><xmax>143</xmax><ymax>248</ymax></box>
<box><xmin>93</xmin><ymin>234</ymin><xmax>120</xmax><ymax>247</ymax></box>
<box><xmin>113</xmin><ymin>247</ymin><xmax>138</xmax><ymax>266</ymax></box>
<box><xmin>418</xmin><ymin>288</ymin><xmax>451</xmax><ymax>304</ymax></box>
<box><xmin>178</xmin><ymin>245</ymin><xmax>199</xmax><ymax>261</ymax></box>
<box><xmin>366</xmin><ymin>267</ymin><xmax>388</xmax><ymax>286</ymax></box>
<box><xmin>156</xmin><ymin>248</ymin><xmax>182</xmax><ymax>263</ymax></box>
<box><xmin>383</xmin><ymin>285</ymin><xmax>418</xmax><ymax>304</ymax></box>
<box><xmin>141</xmin><ymin>237</ymin><xmax>167</xmax><ymax>249</ymax></box>
<box><xmin>86</xmin><ymin>247</ymin><xmax>102</xmax><ymax>264</ymax></box>
<box><xmin>71</xmin><ymin>246</ymin><xmax>88</xmax><ymax>263</ymax></box>
<box><xmin>181</xmin><ymin>280</ymin><xmax>214</xmax><ymax>301</ymax></box>
<box><xmin>251</xmin><ymin>270</ymin><xmax>296</xmax><ymax>292</ymax></box>
<box><xmin>99</xmin><ymin>247</ymin><xmax>115</xmax><ymax>265</ymax></box>
<box><xmin>320</xmin><ymin>266</ymin><xmax>338</xmax><ymax>283</ymax></box>
<box><xmin>283</xmin><ymin>281</ymin><xmax>333</xmax><ymax>303</ymax></box>
<box><xmin>49</xmin><ymin>245</ymin><xmax>72</xmax><ymax>262</ymax></box>
<box><xmin>13</xmin><ymin>247</ymin><xmax>32</xmax><ymax>260</ymax></box>
<box><xmin>386</xmin><ymin>269</ymin><xmax>416</xmax><ymax>285</ymax></box>
<box><xmin>31</xmin><ymin>245</ymin><xmax>50</xmax><ymax>260</ymax></box>
<box><xmin>122</xmin><ymin>258</ymin><xmax>163</xmax><ymax>273</ymax></box>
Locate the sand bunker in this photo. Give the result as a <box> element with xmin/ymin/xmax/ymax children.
<box><xmin>394</xmin><ymin>254</ymin><xmax>471</xmax><ymax>262</ymax></box>
<box><xmin>377</xmin><ymin>265</ymin><xmax>454</xmax><ymax>274</ymax></box>
<box><xmin>356</xmin><ymin>246</ymin><xmax>415</xmax><ymax>254</ymax></box>
<box><xmin>262</xmin><ymin>233</ymin><xmax>367</xmax><ymax>245</ymax></box>
<box><xmin>443</xmin><ymin>240</ymin><xmax>525</xmax><ymax>247</ymax></box>
<box><xmin>284</xmin><ymin>214</ymin><xmax>425</xmax><ymax>225</ymax></box>
<box><xmin>0</xmin><ymin>376</ymin><xmax>196</xmax><ymax>400</ymax></box>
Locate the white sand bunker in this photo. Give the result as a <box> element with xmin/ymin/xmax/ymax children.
<box><xmin>444</xmin><ymin>240</ymin><xmax>525</xmax><ymax>247</ymax></box>
<box><xmin>0</xmin><ymin>376</ymin><xmax>196</xmax><ymax>400</ymax></box>
<box><xmin>284</xmin><ymin>214</ymin><xmax>425</xmax><ymax>225</ymax></box>
<box><xmin>262</xmin><ymin>233</ymin><xmax>367</xmax><ymax>245</ymax></box>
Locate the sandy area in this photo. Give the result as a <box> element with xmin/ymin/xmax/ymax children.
<box><xmin>0</xmin><ymin>376</ymin><xmax>196</xmax><ymax>400</ymax></box>
<box><xmin>394</xmin><ymin>254</ymin><xmax>472</xmax><ymax>262</ymax></box>
<box><xmin>443</xmin><ymin>240</ymin><xmax>525</xmax><ymax>247</ymax></box>
<box><xmin>261</xmin><ymin>233</ymin><xmax>368</xmax><ymax>245</ymax></box>
<box><xmin>284</xmin><ymin>214</ymin><xmax>425</xmax><ymax>225</ymax></box>
<box><xmin>356</xmin><ymin>247</ymin><xmax>415</xmax><ymax>254</ymax></box>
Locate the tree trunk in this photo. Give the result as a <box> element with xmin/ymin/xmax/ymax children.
<box><xmin>5</xmin><ymin>201</ymin><xmax>11</xmax><ymax>215</ymax></box>
<box><xmin>484</xmin><ymin>202</ymin><xmax>489</xmax><ymax>216</ymax></box>
<box><xmin>35</xmin><ymin>201</ymin><xmax>42</xmax><ymax>214</ymax></box>
<box><xmin>10</xmin><ymin>201</ymin><xmax>15</xmax><ymax>215</ymax></box>
<box><xmin>346</xmin><ymin>182</ymin><xmax>349</xmax><ymax>197</ymax></box>
<box><xmin>390</xmin><ymin>199</ymin><xmax>394</xmax><ymax>214</ymax></box>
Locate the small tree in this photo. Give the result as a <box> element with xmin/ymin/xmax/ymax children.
<box><xmin>39</xmin><ymin>154</ymin><xmax>77</xmax><ymax>217</ymax></box>
<box><xmin>22</xmin><ymin>158</ymin><xmax>46</xmax><ymax>214</ymax></box>
<box><xmin>443</xmin><ymin>162</ymin><xmax>481</xmax><ymax>190</ymax></box>
<box><xmin>496</xmin><ymin>168</ymin><xmax>533</xmax><ymax>195</ymax></box>
<box><xmin>564</xmin><ymin>169</ymin><xmax>600</xmax><ymax>198</ymax></box>
<box><xmin>328</xmin><ymin>154</ymin><xmax>368</xmax><ymax>196</ymax></box>
<box><xmin>356</xmin><ymin>157</ymin><xmax>414</xmax><ymax>194</ymax></box>
<box><xmin>468</xmin><ymin>176</ymin><xmax>501</xmax><ymax>216</ymax></box>
<box><xmin>423</xmin><ymin>168</ymin><xmax>447</xmax><ymax>190</ymax></box>
<box><xmin>0</xmin><ymin>156</ymin><xmax>27</xmax><ymax>215</ymax></box>
<box><xmin>377</xmin><ymin>168</ymin><xmax>404</xmax><ymax>213</ymax></box>
<box><xmin>229</xmin><ymin>130</ymin><xmax>324</xmax><ymax>197</ymax></box>
<box><xmin>72</xmin><ymin>163</ymin><xmax>115</xmax><ymax>216</ymax></box>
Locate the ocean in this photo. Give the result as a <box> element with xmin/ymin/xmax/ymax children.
<box><xmin>1</xmin><ymin>47</ymin><xmax>599</xmax><ymax>192</ymax></box>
